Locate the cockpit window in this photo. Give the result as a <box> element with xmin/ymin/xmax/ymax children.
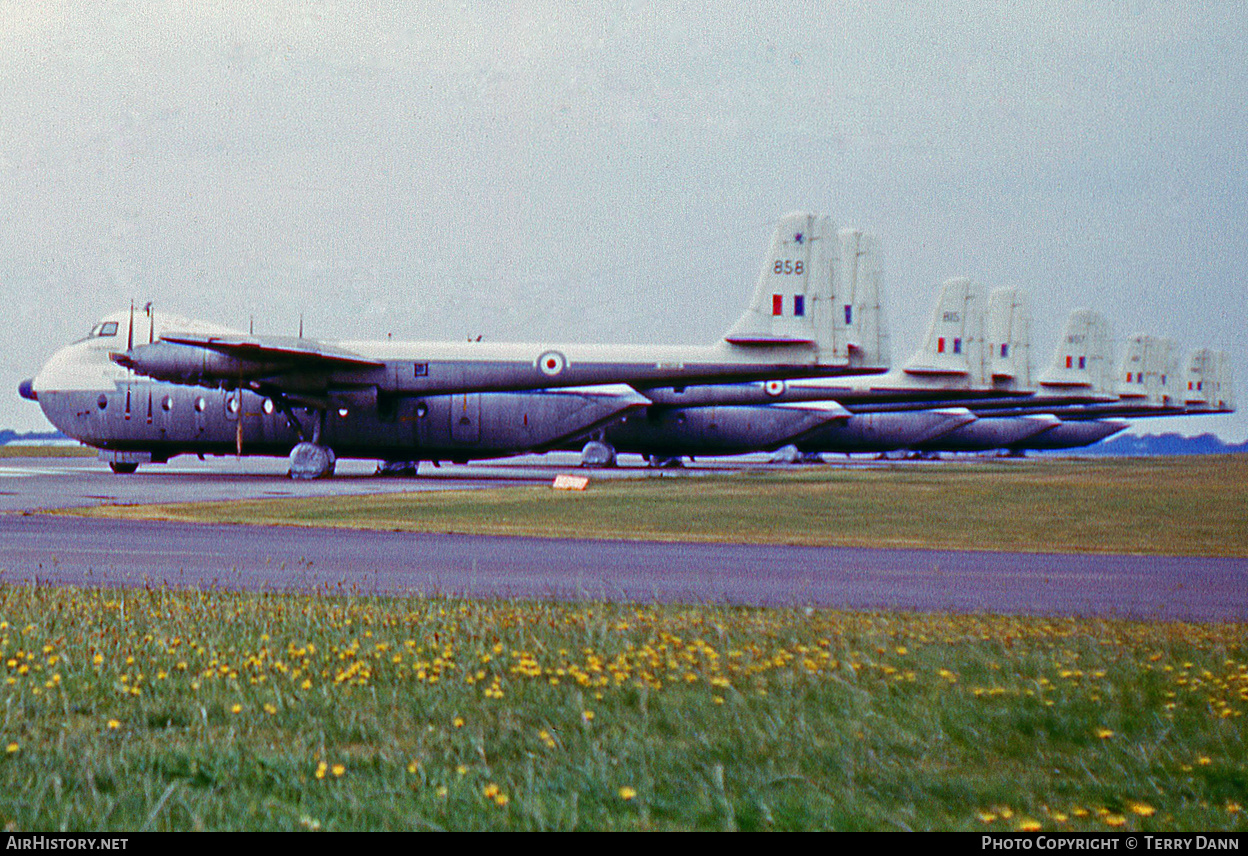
<box><xmin>90</xmin><ymin>322</ymin><xmax>119</xmax><ymax>338</ymax></box>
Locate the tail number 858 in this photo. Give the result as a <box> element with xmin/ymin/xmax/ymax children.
<box><xmin>773</xmin><ymin>259</ymin><xmax>804</xmax><ymax>275</ymax></box>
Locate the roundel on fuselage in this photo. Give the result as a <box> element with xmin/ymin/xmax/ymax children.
<box><xmin>537</xmin><ymin>350</ymin><xmax>567</xmax><ymax>377</ymax></box>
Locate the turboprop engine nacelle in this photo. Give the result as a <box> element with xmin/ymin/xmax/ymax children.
<box><xmin>110</xmin><ymin>341</ymin><xmax>278</xmax><ymax>387</ymax></box>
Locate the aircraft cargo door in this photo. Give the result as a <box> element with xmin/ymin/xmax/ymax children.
<box><xmin>450</xmin><ymin>392</ymin><xmax>481</xmax><ymax>444</ymax></box>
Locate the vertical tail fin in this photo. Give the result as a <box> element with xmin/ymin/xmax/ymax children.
<box><xmin>1117</xmin><ymin>334</ymin><xmax>1180</xmax><ymax>405</ymax></box>
<box><xmin>984</xmin><ymin>287</ymin><xmax>1031</xmax><ymax>390</ymax></box>
<box><xmin>1037</xmin><ymin>308</ymin><xmax>1115</xmax><ymax>396</ymax></box>
<box><xmin>723</xmin><ymin>213</ymin><xmax>890</xmax><ymax>371</ymax></box>
<box><xmin>1184</xmin><ymin>348</ymin><xmax>1216</xmax><ymax>409</ymax></box>
<box><xmin>725</xmin><ymin>212</ymin><xmax>838</xmax><ymax>352</ymax></box>
<box><xmin>1183</xmin><ymin>348</ymin><xmax>1236</xmax><ymax>412</ymax></box>
<box><xmin>838</xmin><ymin>229</ymin><xmax>891</xmax><ymax>370</ymax></box>
<box><xmin>1214</xmin><ymin>350</ymin><xmax>1236</xmax><ymax>412</ymax></box>
<box><xmin>901</xmin><ymin>277</ymin><xmax>983</xmax><ymax>383</ymax></box>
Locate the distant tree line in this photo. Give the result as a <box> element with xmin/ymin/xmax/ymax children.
<box><xmin>0</xmin><ymin>429</ymin><xmax>70</xmax><ymax>445</ymax></box>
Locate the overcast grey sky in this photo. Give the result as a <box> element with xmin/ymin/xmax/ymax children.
<box><xmin>3</xmin><ymin>2</ymin><xmax>1245</xmax><ymax>439</ymax></box>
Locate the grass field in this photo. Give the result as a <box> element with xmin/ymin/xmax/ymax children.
<box><xmin>0</xmin><ymin>445</ymin><xmax>92</xmax><ymax>459</ymax></box>
<box><xmin>0</xmin><ymin>587</ymin><xmax>1244</xmax><ymax>832</ymax></box>
<box><xmin>70</xmin><ymin>454</ymin><xmax>1248</xmax><ymax>556</ymax></box>
<box><xmin>11</xmin><ymin>455</ymin><xmax>1247</xmax><ymax>830</ymax></box>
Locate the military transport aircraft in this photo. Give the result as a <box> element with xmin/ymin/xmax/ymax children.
<box><xmin>20</xmin><ymin>212</ymin><xmax>890</xmax><ymax>477</ymax></box>
<box><xmin>592</xmin><ymin>283</ymin><xmax>1234</xmax><ymax>462</ymax></box>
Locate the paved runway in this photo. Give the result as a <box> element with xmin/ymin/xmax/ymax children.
<box><xmin>1</xmin><ymin>454</ymin><xmax>1245</xmax><ymax>622</ymax></box>
<box><xmin>0</xmin><ymin>452</ymin><xmax>622</xmax><ymax>512</ymax></box>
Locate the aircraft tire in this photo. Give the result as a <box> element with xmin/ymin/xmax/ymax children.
<box><xmin>109</xmin><ymin>462</ymin><xmax>139</xmax><ymax>475</ymax></box>
<box><xmin>379</xmin><ymin>461</ymin><xmax>420</xmax><ymax>477</ymax></box>
<box><xmin>580</xmin><ymin>441</ymin><xmax>617</xmax><ymax>468</ymax></box>
<box><xmin>289</xmin><ymin>442</ymin><xmax>334</xmax><ymax>479</ymax></box>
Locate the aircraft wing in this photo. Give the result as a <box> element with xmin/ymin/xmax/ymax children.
<box><xmin>111</xmin><ymin>332</ymin><xmax>385</xmax><ymax>387</ymax></box>
<box><xmin>157</xmin><ymin>332</ymin><xmax>385</xmax><ymax>369</ymax></box>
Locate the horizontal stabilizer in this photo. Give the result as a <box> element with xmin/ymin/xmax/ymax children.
<box><xmin>721</xmin><ymin>334</ymin><xmax>817</xmax><ymax>346</ymax></box>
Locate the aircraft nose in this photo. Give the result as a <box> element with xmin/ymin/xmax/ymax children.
<box><xmin>18</xmin><ymin>378</ymin><xmax>37</xmax><ymax>401</ymax></box>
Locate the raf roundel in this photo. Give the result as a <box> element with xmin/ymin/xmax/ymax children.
<box><xmin>537</xmin><ymin>350</ymin><xmax>567</xmax><ymax>377</ymax></box>
<box><xmin>764</xmin><ymin>379</ymin><xmax>786</xmax><ymax>397</ymax></box>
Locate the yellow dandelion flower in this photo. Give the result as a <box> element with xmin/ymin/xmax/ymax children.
<box><xmin>1227</xmin><ymin>803</ymin><xmax>1242</xmax><ymax>815</ymax></box>
<box><xmin>1018</xmin><ymin>819</ymin><xmax>1041</xmax><ymax>832</ymax></box>
<box><xmin>107</xmin><ymin>719</ymin><xmax>120</xmax><ymax>730</ymax></box>
<box><xmin>315</xmin><ymin>762</ymin><xmax>327</xmax><ymax>780</ymax></box>
<box><xmin>483</xmin><ymin>783</ymin><xmax>500</xmax><ymax>799</ymax></box>
<box><xmin>5</xmin><ymin>743</ymin><xmax>17</xmax><ymax>754</ymax></box>
<box><xmin>331</xmin><ymin>764</ymin><xmax>345</xmax><ymax>777</ymax></box>
<box><xmin>453</xmin><ymin>716</ymin><xmax>465</xmax><ymax>729</ymax></box>
<box><xmin>977</xmin><ymin>812</ymin><xmax>997</xmax><ymax>824</ymax></box>
<box><xmin>1197</xmin><ymin>756</ymin><xmax>1212</xmax><ymax>765</ymax></box>
<box><xmin>1094</xmin><ymin>728</ymin><xmax>1114</xmax><ymax>739</ymax></box>
<box><xmin>619</xmin><ymin>787</ymin><xmax>637</xmax><ymax>801</ymax></box>
<box><xmin>582</xmin><ymin>710</ymin><xmax>594</xmax><ymax>721</ymax></box>
<box><xmin>230</xmin><ymin>704</ymin><xmax>242</xmax><ymax>714</ymax></box>
<box><xmin>1104</xmin><ymin>814</ymin><xmax>1126</xmax><ymax>827</ymax></box>
<box><xmin>1129</xmin><ymin>802</ymin><xmax>1156</xmax><ymax>817</ymax></box>
<box><xmin>494</xmin><ymin>793</ymin><xmax>509</xmax><ymax>807</ymax></box>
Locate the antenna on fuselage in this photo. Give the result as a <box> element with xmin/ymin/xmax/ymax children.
<box><xmin>299</xmin><ymin>315</ymin><xmax>304</xmax><ymax>339</ymax></box>
<box><xmin>145</xmin><ymin>302</ymin><xmax>154</xmax><ymax>344</ymax></box>
<box><xmin>127</xmin><ymin>300</ymin><xmax>134</xmax><ymax>352</ymax></box>
<box><xmin>250</xmin><ymin>315</ymin><xmax>254</xmax><ymax>335</ymax></box>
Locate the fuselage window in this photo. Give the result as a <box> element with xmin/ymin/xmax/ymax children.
<box><xmin>227</xmin><ymin>393</ymin><xmax>241</xmax><ymax>414</ymax></box>
<box><xmin>263</xmin><ymin>398</ymin><xmax>275</xmax><ymax>415</ymax></box>
<box><xmin>97</xmin><ymin>394</ymin><xmax>108</xmax><ymax>410</ymax></box>
<box><xmin>90</xmin><ymin>322</ymin><xmax>119</xmax><ymax>338</ymax></box>
<box><xmin>194</xmin><ymin>397</ymin><xmax>206</xmax><ymax>413</ymax></box>
<box><xmin>161</xmin><ymin>395</ymin><xmax>173</xmax><ymax>412</ymax></box>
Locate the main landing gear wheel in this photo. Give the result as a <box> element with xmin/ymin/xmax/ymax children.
<box><xmin>109</xmin><ymin>462</ymin><xmax>139</xmax><ymax>474</ymax></box>
<box><xmin>289</xmin><ymin>442</ymin><xmax>337</xmax><ymax>479</ymax></box>
<box><xmin>378</xmin><ymin>460</ymin><xmax>420</xmax><ymax>477</ymax></box>
<box><xmin>580</xmin><ymin>440</ymin><xmax>617</xmax><ymax>468</ymax></box>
